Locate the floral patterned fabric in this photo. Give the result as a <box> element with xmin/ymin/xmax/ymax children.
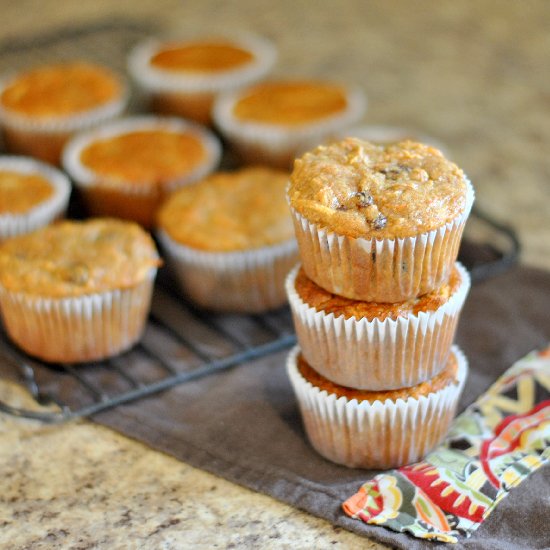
<box><xmin>343</xmin><ymin>346</ymin><xmax>550</xmax><ymax>543</ymax></box>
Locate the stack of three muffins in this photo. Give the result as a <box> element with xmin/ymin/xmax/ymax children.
<box><xmin>285</xmin><ymin>138</ymin><xmax>474</xmax><ymax>469</ymax></box>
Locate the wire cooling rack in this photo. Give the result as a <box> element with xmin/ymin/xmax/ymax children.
<box><xmin>0</xmin><ymin>272</ymin><xmax>296</xmax><ymax>423</ymax></box>
<box><xmin>0</xmin><ymin>19</ymin><xmax>520</xmax><ymax>424</ymax></box>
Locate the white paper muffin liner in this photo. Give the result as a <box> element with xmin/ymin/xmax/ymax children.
<box><xmin>287</xmin><ymin>344</ymin><xmax>468</xmax><ymax>469</ymax></box>
<box><xmin>286</xmin><ymin>262</ymin><xmax>470</xmax><ymax>390</ymax></box>
<box><xmin>212</xmin><ymin>82</ymin><xmax>367</xmax><ymax>169</ymax></box>
<box><xmin>0</xmin><ymin>156</ymin><xmax>71</xmax><ymax>240</ymax></box>
<box><xmin>158</xmin><ymin>229</ymin><xmax>299</xmax><ymax>313</ymax></box>
<box><xmin>0</xmin><ymin>269</ymin><xmax>157</xmax><ymax>364</ymax></box>
<box><xmin>290</xmin><ymin>177</ymin><xmax>474</xmax><ymax>303</ymax></box>
<box><xmin>62</xmin><ymin>116</ymin><xmax>222</xmax><ymax>226</ymax></box>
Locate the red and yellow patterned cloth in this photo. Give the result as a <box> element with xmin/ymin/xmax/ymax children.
<box><xmin>343</xmin><ymin>346</ymin><xmax>550</xmax><ymax>543</ymax></box>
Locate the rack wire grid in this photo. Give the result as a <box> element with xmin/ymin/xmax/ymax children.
<box><xmin>0</xmin><ymin>19</ymin><xmax>520</xmax><ymax>424</ymax></box>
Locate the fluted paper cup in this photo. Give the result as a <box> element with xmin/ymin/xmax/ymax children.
<box><xmin>0</xmin><ymin>156</ymin><xmax>71</xmax><ymax>241</ymax></box>
<box><xmin>286</xmin><ymin>262</ymin><xmax>470</xmax><ymax>390</ymax></box>
<box><xmin>213</xmin><ymin>84</ymin><xmax>366</xmax><ymax>169</ymax></box>
<box><xmin>287</xmin><ymin>345</ymin><xmax>468</xmax><ymax>469</ymax></box>
<box><xmin>128</xmin><ymin>33</ymin><xmax>277</xmax><ymax>125</ymax></box>
<box><xmin>0</xmin><ymin>269</ymin><xmax>156</xmax><ymax>363</ymax></box>
<box><xmin>290</xmin><ymin>178</ymin><xmax>474</xmax><ymax>303</ymax></box>
<box><xmin>62</xmin><ymin>116</ymin><xmax>221</xmax><ymax>228</ymax></box>
<box><xmin>158</xmin><ymin>229</ymin><xmax>298</xmax><ymax>313</ymax></box>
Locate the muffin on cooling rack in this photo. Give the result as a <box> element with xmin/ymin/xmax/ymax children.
<box><xmin>288</xmin><ymin>138</ymin><xmax>474</xmax><ymax>302</ymax></box>
<box><xmin>286</xmin><ymin>262</ymin><xmax>470</xmax><ymax>390</ymax></box>
<box><xmin>0</xmin><ymin>218</ymin><xmax>161</xmax><ymax>363</ymax></box>
<box><xmin>0</xmin><ymin>155</ymin><xmax>70</xmax><ymax>241</ymax></box>
<box><xmin>128</xmin><ymin>33</ymin><xmax>276</xmax><ymax>124</ymax></box>
<box><xmin>157</xmin><ymin>166</ymin><xmax>298</xmax><ymax>313</ymax></box>
<box><xmin>213</xmin><ymin>79</ymin><xmax>366</xmax><ymax>169</ymax></box>
<box><xmin>287</xmin><ymin>345</ymin><xmax>468</xmax><ymax>469</ymax></box>
<box><xmin>0</xmin><ymin>61</ymin><xmax>128</xmax><ymax>164</ymax></box>
<box><xmin>62</xmin><ymin>116</ymin><xmax>221</xmax><ymax>228</ymax></box>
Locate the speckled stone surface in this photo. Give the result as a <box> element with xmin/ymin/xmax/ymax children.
<box><xmin>0</xmin><ymin>382</ymin><xmax>380</xmax><ymax>550</ymax></box>
<box><xmin>0</xmin><ymin>1</ymin><xmax>549</xmax><ymax>548</ymax></box>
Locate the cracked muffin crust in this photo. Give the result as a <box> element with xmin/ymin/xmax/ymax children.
<box><xmin>288</xmin><ymin>137</ymin><xmax>467</xmax><ymax>239</ymax></box>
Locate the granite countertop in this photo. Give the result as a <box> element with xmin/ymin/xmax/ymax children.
<box><xmin>1</xmin><ymin>1</ymin><xmax>549</xmax><ymax>548</ymax></box>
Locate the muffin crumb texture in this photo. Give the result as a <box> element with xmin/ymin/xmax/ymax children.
<box><xmin>158</xmin><ymin>166</ymin><xmax>294</xmax><ymax>251</ymax></box>
<box><xmin>295</xmin><ymin>264</ymin><xmax>461</xmax><ymax>321</ymax></box>
<box><xmin>0</xmin><ymin>219</ymin><xmax>160</xmax><ymax>296</ymax></box>
<box><xmin>289</xmin><ymin>138</ymin><xmax>467</xmax><ymax>239</ymax></box>
<box><xmin>297</xmin><ymin>351</ymin><xmax>459</xmax><ymax>403</ymax></box>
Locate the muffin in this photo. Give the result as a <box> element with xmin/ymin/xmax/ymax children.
<box><xmin>0</xmin><ymin>61</ymin><xmax>128</xmax><ymax>164</ymax></box>
<box><xmin>288</xmin><ymin>138</ymin><xmax>474</xmax><ymax>302</ymax></box>
<box><xmin>213</xmin><ymin>79</ymin><xmax>366</xmax><ymax>169</ymax></box>
<box><xmin>287</xmin><ymin>345</ymin><xmax>467</xmax><ymax>469</ymax></box>
<box><xmin>0</xmin><ymin>218</ymin><xmax>160</xmax><ymax>363</ymax></box>
<box><xmin>157</xmin><ymin>166</ymin><xmax>298</xmax><ymax>312</ymax></box>
<box><xmin>0</xmin><ymin>156</ymin><xmax>71</xmax><ymax>240</ymax></box>
<box><xmin>62</xmin><ymin>116</ymin><xmax>221</xmax><ymax>228</ymax></box>
<box><xmin>286</xmin><ymin>262</ymin><xmax>469</xmax><ymax>390</ymax></box>
<box><xmin>128</xmin><ymin>33</ymin><xmax>276</xmax><ymax>124</ymax></box>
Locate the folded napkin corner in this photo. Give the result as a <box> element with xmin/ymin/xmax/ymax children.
<box><xmin>343</xmin><ymin>345</ymin><xmax>550</xmax><ymax>543</ymax></box>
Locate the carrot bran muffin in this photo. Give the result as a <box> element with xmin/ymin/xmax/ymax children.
<box><xmin>0</xmin><ymin>156</ymin><xmax>71</xmax><ymax>240</ymax></box>
<box><xmin>213</xmin><ymin>79</ymin><xmax>366</xmax><ymax>169</ymax></box>
<box><xmin>0</xmin><ymin>62</ymin><xmax>128</xmax><ymax>164</ymax></box>
<box><xmin>287</xmin><ymin>138</ymin><xmax>474</xmax><ymax>302</ymax></box>
<box><xmin>286</xmin><ymin>262</ymin><xmax>470</xmax><ymax>390</ymax></box>
<box><xmin>287</xmin><ymin>345</ymin><xmax>468</xmax><ymax>469</ymax></box>
<box><xmin>128</xmin><ymin>34</ymin><xmax>276</xmax><ymax>125</ymax></box>
<box><xmin>62</xmin><ymin>116</ymin><xmax>221</xmax><ymax>228</ymax></box>
<box><xmin>157</xmin><ymin>166</ymin><xmax>298</xmax><ymax>312</ymax></box>
<box><xmin>0</xmin><ymin>218</ymin><xmax>160</xmax><ymax>363</ymax></box>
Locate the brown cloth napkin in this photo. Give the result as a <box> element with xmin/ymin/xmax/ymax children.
<box><xmin>89</xmin><ymin>259</ymin><xmax>549</xmax><ymax>550</ymax></box>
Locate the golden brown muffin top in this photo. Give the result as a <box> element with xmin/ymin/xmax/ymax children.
<box><xmin>289</xmin><ymin>138</ymin><xmax>468</xmax><ymax>239</ymax></box>
<box><xmin>150</xmin><ymin>41</ymin><xmax>255</xmax><ymax>73</ymax></box>
<box><xmin>0</xmin><ymin>62</ymin><xmax>122</xmax><ymax>118</ymax></box>
<box><xmin>232</xmin><ymin>81</ymin><xmax>348</xmax><ymax>125</ymax></box>
<box><xmin>80</xmin><ymin>129</ymin><xmax>207</xmax><ymax>184</ymax></box>
<box><xmin>0</xmin><ymin>170</ymin><xmax>53</xmax><ymax>214</ymax></box>
<box><xmin>0</xmin><ymin>219</ymin><xmax>160</xmax><ymax>297</ymax></box>
<box><xmin>295</xmin><ymin>265</ymin><xmax>461</xmax><ymax>320</ymax></box>
<box><xmin>298</xmin><ymin>351</ymin><xmax>459</xmax><ymax>402</ymax></box>
<box><xmin>158</xmin><ymin>166</ymin><xmax>294</xmax><ymax>252</ymax></box>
